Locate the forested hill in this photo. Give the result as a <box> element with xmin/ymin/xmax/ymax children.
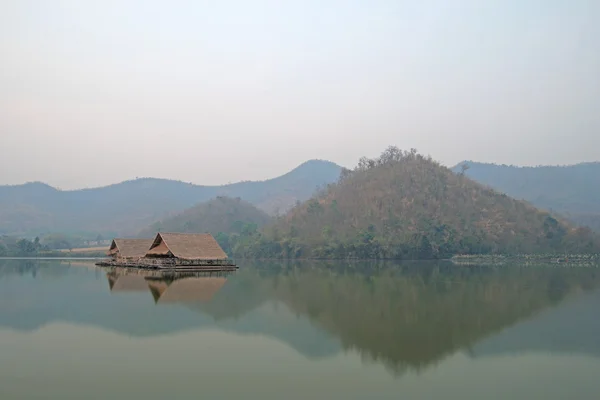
<box><xmin>454</xmin><ymin>162</ymin><xmax>600</xmax><ymax>231</ymax></box>
<box><xmin>139</xmin><ymin>197</ymin><xmax>271</xmax><ymax>254</ymax></box>
<box><xmin>236</xmin><ymin>147</ymin><xmax>599</xmax><ymax>259</ymax></box>
<box><xmin>0</xmin><ymin>160</ymin><xmax>341</xmax><ymax>237</ymax></box>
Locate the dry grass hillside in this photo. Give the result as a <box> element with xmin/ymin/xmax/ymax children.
<box><xmin>237</xmin><ymin>147</ymin><xmax>599</xmax><ymax>259</ymax></box>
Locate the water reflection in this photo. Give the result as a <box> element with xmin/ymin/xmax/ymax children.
<box><xmin>1</xmin><ymin>259</ymin><xmax>600</xmax><ymax>378</ymax></box>
<box><xmin>242</xmin><ymin>261</ymin><xmax>600</xmax><ymax>375</ymax></box>
<box><xmin>105</xmin><ymin>267</ymin><xmax>231</xmax><ymax>304</ymax></box>
<box><xmin>99</xmin><ymin>261</ymin><xmax>600</xmax><ymax>375</ymax></box>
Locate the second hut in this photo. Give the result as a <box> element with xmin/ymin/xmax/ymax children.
<box><xmin>145</xmin><ymin>232</ymin><xmax>232</xmax><ymax>267</ymax></box>
<box><xmin>108</xmin><ymin>238</ymin><xmax>154</xmax><ymax>263</ymax></box>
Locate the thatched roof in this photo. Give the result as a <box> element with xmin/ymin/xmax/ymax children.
<box><xmin>108</xmin><ymin>238</ymin><xmax>154</xmax><ymax>258</ymax></box>
<box><xmin>146</xmin><ymin>233</ymin><xmax>228</xmax><ymax>260</ymax></box>
<box><xmin>148</xmin><ymin>277</ymin><xmax>227</xmax><ymax>303</ymax></box>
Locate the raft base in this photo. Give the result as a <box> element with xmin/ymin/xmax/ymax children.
<box><xmin>95</xmin><ymin>260</ymin><xmax>237</xmax><ymax>272</ymax></box>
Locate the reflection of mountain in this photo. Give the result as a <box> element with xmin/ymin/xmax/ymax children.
<box><xmin>1</xmin><ymin>260</ymin><xmax>600</xmax><ymax>376</ymax></box>
<box><xmin>471</xmin><ymin>289</ymin><xmax>600</xmax><ymax>358</ymax></box>
<box><xmin>0</xmin><ymin>261</ymin><xmax>341</xmax><ymax>359</ymax></box>
<box><xmin>252</xmin><ymin>263</ymin><xmax>600</xmax><ymax>375</ymax></box>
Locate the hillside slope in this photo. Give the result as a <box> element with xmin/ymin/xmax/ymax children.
<box><xmin>0</xmin><ymin>160</ymin><xmax>341</xmax><ymax>236</ymax></box>
<box><xmin>453</xmin><ymin>162</ymin><xmax>600</xmax><ymax>231</ymax></box>
<box><xmin>139</xmin><ymin>196</ymin><xmax>271</xmax><ymax>238</ymax></box>
<box><xmin>238</xmin><ymin>147</ymin><xmax>599</xmax><ymax>259</ymax></box>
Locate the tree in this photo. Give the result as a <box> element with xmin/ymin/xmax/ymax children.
<box><xmin>17</xmin><ymin>239</ymin><xmax>37</xmax><ymax>255</ymax></box>
<box><xmin>379</xmin><ymin>146</ymin><xmax>403</xmax><ymax>164</ymax></box>
<box><xmin>215</xmin><ymin>232</ymin><xmax>231</xmax><ymax>255</ymax></box>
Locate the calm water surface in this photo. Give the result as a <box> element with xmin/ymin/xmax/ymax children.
<box><xmin>1</xmin><ymin>259</ymin><xmax>599</xmax><ymax>399</ymax></box>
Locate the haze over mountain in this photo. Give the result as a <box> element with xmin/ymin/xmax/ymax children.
<box><xmin>139</xmin><ymin>196</ymin><xmax>271</xmax><ymax>239</ymax></box>
<box><xmin>455</xmin><ymin>162</ymin><xmax>600</xmax><ymax>232</ymax></box>
<box><xmin>0</xmin><ymin>160</ymin><xmax>341</xmax><ymax>237</ymax></box>
<box><xmin>238</xmin><ymin>147</ymin><xmax>599</xmax><ymax>259</ymax></box>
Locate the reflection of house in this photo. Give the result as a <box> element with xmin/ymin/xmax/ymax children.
<box><xmin>107</xmin><ymin>273</ymin><xmax>151</xmax><ymax>292</ymax></box>
<box><xmin>146</xmin><ymin>233</ymin><xmax>228</xmax><ymax>264</ymax></box>
<box><xmin>107</xmin><ymin>239</ymin><xmax>154</xmax><ymax>261</ymax></box>
<box><xmin>103</xmin><ymin>266</ymin><xmax>230</xmax><ymax>303</ymax></box>
<box><xmin>147</xmin><ymin>277</ymin><xmax>227</xmax><ymax>304</ymax></box>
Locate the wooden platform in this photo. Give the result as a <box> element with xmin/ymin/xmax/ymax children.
<box><xmin>95</xmin><ymin>260</ymin><xmax>238</xmax><ymax>272</ymax></box>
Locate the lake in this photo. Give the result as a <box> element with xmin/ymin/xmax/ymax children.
<box><xmin>1</xmin><ymin>259</ymin><xmax>599</xmax><ymax>399</ymax></box>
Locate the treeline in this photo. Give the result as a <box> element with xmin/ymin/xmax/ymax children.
<box><xmin>0</xmin><ymin>236</ymin><xmax>47</xmax><ymax>257</ymax></box>
<box><xmin>0</xmin><ymin>235</ymin><xmax>107</xmax><ymax>258</ymax></box>
<box><xmin>214</xmin><ymin>222</ymin><xmax>262</xmax><ymax>256</ymax></box>
<box><xmin>231</xmin><ymin>146</ymin><xmax>600</xmax><ymax>259</ymax></box>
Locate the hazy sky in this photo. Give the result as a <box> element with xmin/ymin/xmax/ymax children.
<box><xmin>1</xmin><ymin>0</ymin><xmax>599</xmax><ymax>189</ymax></box>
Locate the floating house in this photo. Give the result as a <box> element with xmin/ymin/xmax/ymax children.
<box><xmin>98</xmin><ymin>233</ymin><xmax>235</xmax><ymax>270</ymax></box>
<box><xmin>107</xmin><ymin>238</ymin><xmax>154</xmax><ymax>262</ymax></box>
<box><xmin>145</xmin><ymin>232</ymin><xmax>230</xmax><ymax>266</ymax></box>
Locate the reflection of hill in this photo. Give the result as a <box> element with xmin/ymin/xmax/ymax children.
<box><xmin>0</xmin><ymin>261</ymin><xmax>340</xmax><ymax>359</ymax></box>
<box><xmin>250</xmin><ymin>262</ymin><xmax>600</xmax><ymax>375</ymax></box>
<box><xmin>472</xmin><ymin>289</ymin><xmax>600</xmax><ymax>358</ymax></box>
<box><xmin>1</xmin><ymin>259</ymin><xmax>600</xmax><ymax>375</ymax></box>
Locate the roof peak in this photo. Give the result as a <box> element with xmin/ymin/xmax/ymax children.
<box><xmin>158</xmin><ymin>232</ymin><xmax>212</xmax><ymax>236</ymax></box>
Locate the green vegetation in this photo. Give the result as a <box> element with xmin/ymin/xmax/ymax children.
<box><xmin>0</xmin><ymin>235</ymin><xmax>106</xmax><ymax>258</ymax></box>
<box><xmin>0</xmin><ymin>235</ymin><xmax>45</xmax><ymax>257</ymax></box>
<box><xmin>454</xmin><ymin>161</ymin><xmax>600</xmax><ymax>232</ymax></box>
<box><xmin>139</xmin><ymin>196</ymin><xmax>271</xmax><ymax>255</ymax></box>
<box><xmin>0</xmin><ymin>160</ymin><xmax>341</xmax><ymax>236</ymax></box>
<box><xmin>235</xmin><ymin>147</ymin><xmax>600</xmax><ymax>259</ymax></box>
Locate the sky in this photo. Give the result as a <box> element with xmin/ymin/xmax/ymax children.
<box><xmin>1</xmin><ymin>0</ymin><xmax>599</xmax><ymax>189</ymax></box>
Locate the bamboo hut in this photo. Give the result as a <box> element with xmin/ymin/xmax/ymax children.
<box><xmin>144</xmin><ymin>232</ymin><xmax>232</xmax><ymax>267</ymax></box>
<box><xmin>107</xmin><ymin>238</ymin><xmax>154</xmax><ymax>262</ymax></box>
<box><xmin>97</xmin><ymin>233</ymin><xmax>235</xmax><ymax>270</ymax></box>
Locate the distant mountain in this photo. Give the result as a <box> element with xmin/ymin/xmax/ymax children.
<box><xmin>238</xmin><ymin>147</ymin><xmax>599</xmax><ymax>259</ymax></box>
<box><xmin>139</xmin><ymin>196</ymin><xmax>271</xmax><ymax>239</ymax></box>
<box><xmin>453</xmin><ymin>162</ymin><xmax>600</xmax><ymax>231</ymax></box>
<box><xmin>0</xmin><ymin>160</ymin><xmax>342</xmax><ymax>236</ymax></box>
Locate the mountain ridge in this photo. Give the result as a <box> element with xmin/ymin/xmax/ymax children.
<box><xmin>452</xmin><ymin>161</ymin><xmax>600</xmax><ymax>231</ymax></box>
<box><xmin>0</xmin><ymin>159</ymin><xmax>343</xmax><ymax>192</ymax></box>
<box><xmin>0</xmin><ymin>159</ymin><xmax>342</xmax><ymax>236</ymax></box>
